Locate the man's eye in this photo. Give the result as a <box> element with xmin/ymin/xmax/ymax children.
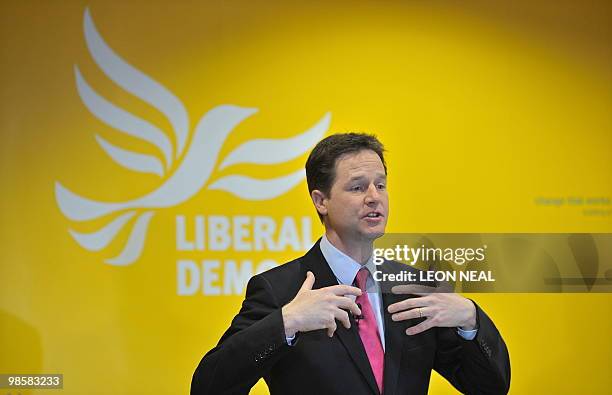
<box><xmin>377</xmin><ymin>183</ymin><xmax>386</xmax><ymax>190</ymax></box>
<box><xmin>351</xmin><ymin>185</ymin><xmax>363</xmax><ymax>192</ymax></box>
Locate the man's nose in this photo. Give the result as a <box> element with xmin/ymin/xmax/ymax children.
<box><xmin>364</xmin><ymin>184</ymin><xmax>380</xmax><ymax>205</ymax></box>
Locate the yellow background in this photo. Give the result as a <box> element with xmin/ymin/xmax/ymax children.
<box><xmin>1</xmin><ymin>0</ymin><xmax>611</xmax><ymax>394</ymax></box>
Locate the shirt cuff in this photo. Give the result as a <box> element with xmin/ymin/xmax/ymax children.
<box><xmin>286</xmin><ymin>334</ymin><xmax>297</xmax><ymax>346</ymax></box>
<box><xmin>456</xmin><ymin>327</ymin><xmax>478</xmax><ymax>340</ymax></box>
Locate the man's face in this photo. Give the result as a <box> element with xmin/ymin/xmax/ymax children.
<box><xmin>315</xmin><ymin>149</ymin><xmax>389</xmax><ymax>243</ymax></box>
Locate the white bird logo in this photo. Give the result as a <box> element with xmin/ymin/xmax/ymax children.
<box><xmin>55</xmin><ymin>8</ymin><xmax>330</xmax><ymax>265</ymax></box>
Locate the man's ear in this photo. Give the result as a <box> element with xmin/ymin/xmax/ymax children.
<box><xmin>311</xmin><ymin>190</ymin><xmax>328</xmax><ymax>216</ymax></box>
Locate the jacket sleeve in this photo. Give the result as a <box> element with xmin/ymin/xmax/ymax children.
<box><xmin>433</xmin><ymin>301</ymin><xmax>511</xmax><ymax>395</ymax></box>
<box><xmin>191</xmin><ymin>274</ymin><xmax>291</xmax><ymax>395</ymax></box>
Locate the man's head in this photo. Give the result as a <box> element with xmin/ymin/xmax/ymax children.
<box><xmin>306</xmin><ymin>133</ymin><xmax>389</xmax><ymax>243</ymax></box>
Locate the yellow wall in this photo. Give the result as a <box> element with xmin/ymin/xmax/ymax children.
<box><xmin>1</xmin><ymin>1</ymin><xmax>610</xmax><ymax>394</ymax></box>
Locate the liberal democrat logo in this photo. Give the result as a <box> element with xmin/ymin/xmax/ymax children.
<box><xmin>55</xmin><ymin>8</ymin><xmax>329</xmax><ymax>266</ymax></box>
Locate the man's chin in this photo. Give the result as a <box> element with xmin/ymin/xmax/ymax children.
<box><xmin>362</xmin><ymin>228</ymin><xmax>386</xmax><ymax>241</ymax></box>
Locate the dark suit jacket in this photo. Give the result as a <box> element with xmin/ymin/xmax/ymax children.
<box><xmin>191</xmin><ymin>239</ymin><xmax>510</xmax><ymax>395</ymax></box>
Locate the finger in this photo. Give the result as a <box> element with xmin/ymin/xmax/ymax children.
<box><xmin>327</xmin><ymin>321</ymin><xmax>337</xmax><ymax>337</ymax></box>
<box><xmin>392</xmin><ymin>307</ymin><xmax>430</xmax><ymax>322</ymax></box>
<box><xmin>405</xmin><ymin>318</ymin><xmax>435</xmax><ymax>336</ymax></box>
<box><xmin>387</xmin><ymin>296</ymin><xmax>432</xmax><ymax>314</ymax></box>
<box><xmin>335</xmin><ymin>309</ymin><xmax>351</xmax><ymax>329</ymax></box>
<box><xmin>391</xmin><ymin>284</ymin><xmax>438</xmax><ymax>295</ymax></box>
<box><xmin>326</xmin><ymin>284</ymin><xmax>362</xmax><ymax>297</ymax></box>
<box><xmin>300</xmin><ymin>271</ymin><xmax>315</xmax><ymax>292</ymax></box>
<box><xmin>334</xmin><ymin>297</ymin><xmax>362</xmax><ymax>316</ymax></box>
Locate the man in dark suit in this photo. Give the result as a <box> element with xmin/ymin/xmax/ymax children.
<box><xmin>191</xmin><ymin>133</ymin><xmax>510</xmax><ymax>395</ymax></box>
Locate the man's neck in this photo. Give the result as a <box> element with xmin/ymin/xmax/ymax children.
<box><xmin>325</xmin><ymin>231</ymin><xmax>373</xmax><ymax>265</ymax></box>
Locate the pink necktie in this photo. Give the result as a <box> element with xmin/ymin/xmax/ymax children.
<box><xmin>354</xmin><ymin>267</ymin><xmax>384</xmax><ymax>394</ymax></box>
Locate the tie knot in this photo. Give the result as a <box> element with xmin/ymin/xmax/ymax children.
<box><xmin>354</xmin><ymin>267</ymin><xmax>369</xmax><ymax>291</ymax></box>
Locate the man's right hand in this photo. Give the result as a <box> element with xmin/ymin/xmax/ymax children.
<box><xmin>281</xmin><ymin>271</ymin><xmax>363</xmax><ymax>338</ymax></box>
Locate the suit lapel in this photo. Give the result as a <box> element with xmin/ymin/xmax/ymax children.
<box><xmin>379</xmin><ymin>261</ymin><xmax>429</xmax><ymax>395</ymax></box>
<box><xmin>302</xmin><ymin>239</ymin><xmax>380</xmax><ymax>395</ymax></box>
<box><xmin>382</xmin><ymin>289</ymin><xmax>405</xmax><ymax>395</ymax></box>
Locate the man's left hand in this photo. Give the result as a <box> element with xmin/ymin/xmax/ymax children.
<box><xmin>387</xmin><ymin>285</ymin><xmax>477</xmax><ymax>336</ymax></box>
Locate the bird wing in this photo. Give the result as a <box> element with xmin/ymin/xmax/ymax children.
<box><xmin>76</xmin><ymin>7</ymin><xmax>190</xmax><ymax>175</ymax></box>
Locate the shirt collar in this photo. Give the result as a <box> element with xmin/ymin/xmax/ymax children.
<box><xmin>319</xmin><ymin>234</ymin><xmax>377</xmax><ymax>288</ymax></box>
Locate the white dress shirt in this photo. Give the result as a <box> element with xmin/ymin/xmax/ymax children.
<box><xmin>320</xmin><ymin>234</ymin><xmax>388</xmax><ymax>349</ymax></box>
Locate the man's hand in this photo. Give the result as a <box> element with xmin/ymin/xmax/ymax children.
<box><xmin>387</xmin><ymin>284</ymin><xmax>477</xmax><ymax>336</ymax></box>
<box><xmin>282</xmin><ymin>271</ymin><xmax>363</xmax><ymax>338</ymax></box>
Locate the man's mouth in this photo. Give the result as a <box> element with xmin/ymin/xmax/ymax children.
<box><xmin>363</xmin><ymin>212</ymin><xmax>383</xmax><ymax>218</ymax></box>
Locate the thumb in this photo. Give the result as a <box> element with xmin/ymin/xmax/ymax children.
<box><xmin>300</xmin><ymin>271</ymin><xmax>315</xmax><ymax>292</ymax></box>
